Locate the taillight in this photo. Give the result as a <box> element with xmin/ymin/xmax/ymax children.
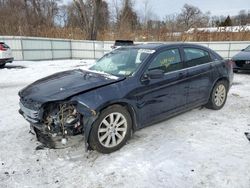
<box><xmin>226</xmin><ymin>60</ymin><xmax>234</xmax><ymax>69</ymax></box>
<box><xmin>0</xmin><ymin>44</ymin><xmax>7</xmax><ymax>51</ymax></box>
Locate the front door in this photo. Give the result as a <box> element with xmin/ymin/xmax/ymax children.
<box><xmin>135</xmin><ymin>48</ymin><xmax>189</xmax><ymax>126</ymax></box>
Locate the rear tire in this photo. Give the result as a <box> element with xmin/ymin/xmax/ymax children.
<box><xmin>89</xmin><ymin>105</ymin><xmax>132</xmax><ymax>153</ymax></box>
<box><xmin>205</xmin><ymin>80</ymin><xmax>228</xmax><ymax>110</ymax></box>
<box><xmin>0</xmin><ymin>63</ymin><xmax>6</xmax><ymax>68</ymax></box>
<box><xmin>233</xmin><ymin>69</ymin><xmax>238</xmax><ymax>73</ymax></box>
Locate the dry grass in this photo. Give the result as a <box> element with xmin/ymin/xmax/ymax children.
<box><xmin>3</xmin><ymin>27</ymin><xmax>250</xmax><ymax>42</ymax></box>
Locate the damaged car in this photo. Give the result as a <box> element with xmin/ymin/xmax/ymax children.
<box><xmin>19</xmin><ymin>43</ymin><xmax>233</xmax><ymax>153</ymax></box>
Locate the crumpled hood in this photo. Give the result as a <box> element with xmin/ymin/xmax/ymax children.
<box><xmin>232</xmin><ymin>51</ymin><xmax>250</xmax><ymax>61</ymax></box>
<box><xmin>19</xmin><ymin>69</ymin><xmax>124</xmax><ymax>103</ymax></box>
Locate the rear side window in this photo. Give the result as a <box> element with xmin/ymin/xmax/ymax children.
<box><xmin>184</xmin><ymin>48</ymin><xmax>211</xmax><ymax>67</ymax></box>
<box><xmin>148</xmin><ymin>48</ymin><xmax>182</xmax><ymax>73</ymax></box>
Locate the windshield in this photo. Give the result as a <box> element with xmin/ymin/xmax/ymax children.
<box><xmin>89</xmin><ymin>48</ymin><xmax>154</xmax><ymax>76</ymax></box>
<box><xmin>245</xmin><ymin>45</ymin><xmax>250</xmax><ymax>51</ymax></box>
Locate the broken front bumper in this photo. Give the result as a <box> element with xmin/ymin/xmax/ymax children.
<box><xmin>30</xmin><ymin>124</ymin><xmax>84</xmax><ymax>149</ymax></box>
<box><xmin>19</xmin><ymin>102</ymin><xmax>84</xmax><ymax>149</ymax></box>
<box><xmin>19</xmin><ymin>99</ymin><xmax>98</xmax><ymax>150</ymax></box>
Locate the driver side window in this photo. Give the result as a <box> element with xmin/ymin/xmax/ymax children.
<box><xmin>148</xmin><ymin>48</ymin><xmax>182</xmax><ymax>73</ymax></box>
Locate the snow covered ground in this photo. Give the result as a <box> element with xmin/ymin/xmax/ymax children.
<box><xmin>0</xmin><ymin>60</ymin><xmax>250</xmax><ymax>188</ymax></box>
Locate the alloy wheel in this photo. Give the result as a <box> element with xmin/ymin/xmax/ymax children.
<box><xmin>214</xmin><ymin>84</ymin><xmax>226</xmax><ymax>107</ymax></box>
<box><xmin>98</xmin><ymin>112</ymin><xmax>128</xmax><ymax>148</ymax></box>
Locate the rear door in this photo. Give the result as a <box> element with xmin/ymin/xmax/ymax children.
<box><xmin>183</xmin><ymin>47</ymin><xmax>213</xmax><ymax>105</ymax></box>
<box><xmin>135</xmin><ymin>48</ymin><xmax>189</xmax><ymax>126</ymax></box>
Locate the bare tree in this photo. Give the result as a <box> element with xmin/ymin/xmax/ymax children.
<box><xmin>165</xmin><ymin>14</ymin><xmax>179</xmax><ymax>32</ymax></box>
<box><xmin>72</xmin><ymin>0</ymin><xmax>108</xmax><ymax>40</ymax></box>
<box><xmin>117</xmin><ymin>0</ymin><xmax>138</xmax><ymax>35</ymax></box>
<box><xmin>110</xmin><ymin>0</ymin><xmax>122</xmax><ymax>24</ymax></box>
<box><xmin>140</xmin><ymin>0</ymin><xmax>153</xmax><ymax>26</ymax></box>
<box><xmin>1</xmin><ymin>0</ymin><xmax>250</xmax><ymax>41</ymax></box>
<box><xmin>177</xmin><ymin>4</ymin><xmax>210</xmax><ymax>31</ymax></box>
<box><xmin>234</xmin><ymin>10</ymin><xmax>250</xmax><ymax>25</ymax></box>
<box><xmin>56</xmin><ymin>5</ymin><xmax>68</xmax><ymax>27</ymax></box>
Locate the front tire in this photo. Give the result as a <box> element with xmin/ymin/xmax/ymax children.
<box><xmin>205</xmin><ymin>80</ymin><xmax>228</xmax><ymax>110</ymax></box>
<box><xmin>89</xmin><ymin>105</ymin><xmax>132</xmax><ymax>153</ymax></box>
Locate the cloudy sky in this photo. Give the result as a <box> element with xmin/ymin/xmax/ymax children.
<box><xmin>64</xmin><ymin>0</ymin><xmax>250</xmax><ymax>19</ymax></box>
<box><xmin>142</xmin><ymin>0</ymin><xmax>250</xmax><ymax>19</ymax></box>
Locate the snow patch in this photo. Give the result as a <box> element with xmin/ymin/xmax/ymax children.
<box><xmin>0</xmin><ymin>60</ymin><xmax>250</xmax><ymax>187</ymax></box>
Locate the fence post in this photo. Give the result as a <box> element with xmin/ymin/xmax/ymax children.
<box><xmin>51</xmin><ymin>40</ymin><xmax>54</xmax><ymax>60</ymax></box>
<box><xmin>103</xmin><ymin>41</ymin><xmax>105</xmax><ymax>57</ymax></box>
<box><xmin>93</xmin><ymin>41</ymin><xmax>96</xmax><ymax>59</ymax></box>
<box><xmin>70</xmin><ymin>39</ymin><xmax>72</xmax><ymax>59</ymax></box>
<box><xmin>20</xmin><ymin>37</ymin><xmax>24</xmax><ymax>61</ymax></box>
<box><xmin>228</xmin><ymin>42</ymin><xmax>231</xmax><ymax>59</ymax></box>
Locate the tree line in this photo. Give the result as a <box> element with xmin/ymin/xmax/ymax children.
<box><xmin>0</xmin><ymin>0</ymin><xmax>249</xmax><ymax>41</ymax></box>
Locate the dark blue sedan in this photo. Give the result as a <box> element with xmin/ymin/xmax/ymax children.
<box><xmin>232</xmin><ymin>45</ymin><xmax>250</xmax><ymax>72</ymax></box>
<box><xmin>19</xmin><ymin>43</ymin><xmax>233</xmax><ymax>153</ymax></box>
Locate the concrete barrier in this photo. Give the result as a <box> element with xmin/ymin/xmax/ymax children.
<box><xmin>0</xmin><ymin>36</ymin><xmax>249</xmax><ymax>60</ymax></box>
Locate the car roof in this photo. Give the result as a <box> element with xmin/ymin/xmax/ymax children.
<box><xmin>114</xmin><ymin>42</ymin><xmax>223</xmax><ymax>60</ymax></box>
<box><xmin>125</xmin><ymin>43</ymin><xmax>210</xmax><ymax>51</ymax></box>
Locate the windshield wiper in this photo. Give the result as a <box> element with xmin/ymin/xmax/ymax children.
<box><xmin>83</xmin><ymin>69</ymin><xmax>120</xmax><ymax>80</ymax></box>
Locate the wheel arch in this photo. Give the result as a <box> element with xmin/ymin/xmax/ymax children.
<box><xmin>213</xmin><ymin>77</ymin><xmax>230</xmax><ymax>90</ymax></box>
<box><xmin>98</xmin><ymin>102</ymin><xmax>138</xmax><ymax>131</ymax></box>
<box><xmin>207</xmin><ymin>76</ymin><xmax>229</xmax><ymax>102</ymax></box>
<box><xmin>84</xmin><ymin>101</ymin><xmax>138</xmax><ymax>150</ymax></box>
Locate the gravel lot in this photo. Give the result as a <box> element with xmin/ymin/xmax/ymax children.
<box><xmin>0</xmin><ymin>60</ymin><xmax>250</xmax><ymax>188</ymax></box>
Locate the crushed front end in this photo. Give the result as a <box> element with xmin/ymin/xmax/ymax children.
<box><xmin>19</xmin><ymin>99</ymin><xmax>84</xmax><ymax>148</ymax></box>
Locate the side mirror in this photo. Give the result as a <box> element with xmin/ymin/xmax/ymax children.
<box><xmin>146</xmin><ymin>69</ymin><xmax>164</xmax><ymax>79</ymax></box>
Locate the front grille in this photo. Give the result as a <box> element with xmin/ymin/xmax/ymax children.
<box><xmin>235</xmin><ymin>61</ymin><xmax>244</xmax><ymax>67</ymax></box>
<box><xmin>235</xmin><ymin>60</ymin><xmax>250</xmax><ymax>69</ymax></box>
